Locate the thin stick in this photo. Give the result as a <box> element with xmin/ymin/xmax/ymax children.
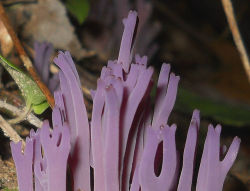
<box><xmin>0</xmin><ymin>3</ymin><xmax>55</xmax><ymax>107</ymax></box>
<box><xmin>221</xmin><ymin>0</ymin><xmax>250</xmax><ymax>82</ymax></box>
<box><xmin>0</xmin><ymin>100</ymin><xmax>43</xmax><ymax>128</ymax></box>
<box><xmin>0</xmin><ymin>114</ymin><xmax>24</xmax><ymax>144</ymax></box>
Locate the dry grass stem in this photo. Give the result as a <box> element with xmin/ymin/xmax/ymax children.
<box><xmin>221</xmin><ymin>0</ymin><xmax>250</xmax><ymax>82</ymax></box>
<box><xmin>0</xmin><ymin>100</ymin><xmax>43</xmax><ymax>128</ymax></box>
<box><xmin>0</xmin><ymin>114</ymin><xmax>24</xmax><ymax>145</ymax></box>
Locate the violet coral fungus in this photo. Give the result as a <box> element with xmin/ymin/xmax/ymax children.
<box><xmin>11</xmin><ymin>11</ymin><xmax>240</xmax><ymax>191</ymax></box>
<box><xmin>34</xmin><ymin>42</ymin><xmax>59</xmax><ymax>92</ymax></box>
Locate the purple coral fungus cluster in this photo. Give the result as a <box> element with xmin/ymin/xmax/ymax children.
<box><xmin>11</xmin><ymin>11</ymin><xmax>240</xmax><ymax>191</ymax></box>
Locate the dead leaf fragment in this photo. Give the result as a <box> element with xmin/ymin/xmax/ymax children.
<box><xmin>0</xmin><ymin>19</ymin><xmax>13</xmax><ymax>56</ymax></box>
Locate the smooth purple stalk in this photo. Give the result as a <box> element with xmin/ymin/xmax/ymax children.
<box><xmin>103</xmin><ymin>85</ymin><xmax>122</xmax><ymax>191</ymax></box>
<box><xmin>139</xmin><ymin>124</ymin><xmax>178</xmax><ymax>191</ymax></box>
<box><xmin>91</xmin><ymin>79</ymin><xmax>106</xmax><ymax>191</ymax></box>
<box><xmin>54</xmin><ymin>51</ymin><xmax>91</xmax><ymax>191</ymax></box>
<box><xmin>196</xmin><ymin>125</ymin><xmax>241</xmax><ymax>191</ymax></box>
<box><xmin>118</xmin><ymin>10</ymin><xmax>137</xmax><ymax>72</ymax></box>
<box><xmin>11</xmin><ymin>138</ymin><xmax>33</xmax><ymax>191</ymax></box>
<box><xmin>30</xmin><ymin>129</ymin><xmax>45</xmax><ymax>191</ymax></box>
<box><xmin>39</xmin><ymin>121</ymin><xmax>70</xmax><ymax>191</ymax></box>
<box><xmin>177</xmin><ymin>110</ymin><xmax>200</xmax><ymax>191</ymax></box>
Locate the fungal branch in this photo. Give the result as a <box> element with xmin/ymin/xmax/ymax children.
<box><xmin>0</xmin><ymin>3</ymin><xmax>55</xmax><ymax>107</ymax></box>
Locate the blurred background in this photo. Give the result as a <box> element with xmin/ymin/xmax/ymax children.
<box><xmin>0</xmin><ymin>0</ymin><xmax>250</xmax><ymax>190</ymax></box>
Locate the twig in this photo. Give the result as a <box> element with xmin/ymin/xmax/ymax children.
<box><xmin>0</xmin><ymin>3</ymin><xmax>55</xmax><ymax>107</ymax></box>
<box><xmin>221</xmin><ymin>0</ymin><xmax>250</xmax><ymax>82</ymax></box>
<box><xmin>2</xmin><ymin>0</ymin><xmax>37</xmax><ymax>6</ymax></box>
<box><xmin>0</xmin><ymin>114</ymin><xmax>24</xmax><ymax>144</ymax></box>
<box><xmin>0</xmin><ymin>100</ymin><xmax>43</xmax><ymax>128</ymax></box>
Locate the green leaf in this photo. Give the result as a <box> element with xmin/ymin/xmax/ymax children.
<box><xmin>33</xmin><ymin>101</ymin><xmax>49</xmax><ymax>114</ymax></box>
<box><xmin>66</xmin><ymin>0</ymin><xmax>90</xmax><ymax>24</ymax></box>
<box><xmin>0</xmin><ymin>55</ymin><xmax>49</xmax><ymax>114</ymax></box>
<box><xmin>175</xmin><ymin>88</ymin><xmax>250</xmax><ymax>126</ymax></box>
